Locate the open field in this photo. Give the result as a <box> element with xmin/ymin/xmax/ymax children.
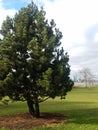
<box><xmin>1</xmin><ymin>87</ymin><xmax>98</xmax><ymax>129</ymax></box>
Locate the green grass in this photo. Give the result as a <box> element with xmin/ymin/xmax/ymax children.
<box><xmin>1</xmin><ymin>87</ymin><xmax>98</xmax><ymax>129</ymax></box>
<box><xmin>0</xmin><ymin>101</ymin><xmax>28</xmax><ymax>116</ymax></box>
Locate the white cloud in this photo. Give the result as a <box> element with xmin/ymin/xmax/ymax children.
<box><xmin>41</xmin><ymin>0</ymin><xmax>98</xmax><ymax>78</ymax></box>
<box><xmin>94</xmin><ymin>33</ymin><xmax>98</xmax><ymax>42</ymax></box>
<box><xmin>20</xmin><ymin>0</ymin><xmax>31</xmax><ymax>3</ymax></box>
<box><xmin>0</xmin><ymin>0</ymin><xmax>17</xmax><ymax>29</ymax></box>
<box><xmin>43</xmin><ymin>0</ymin><xmax>98</xmax><ymax>42</ymax></box>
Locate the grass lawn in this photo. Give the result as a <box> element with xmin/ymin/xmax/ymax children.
<box><xmin>1</xmin><ymin>87</ymin><xmax>98</xmax><ymax>129</ymax></box>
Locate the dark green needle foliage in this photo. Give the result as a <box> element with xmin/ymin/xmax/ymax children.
<box><xmin>0</xmin><ymin>2</ymin><xmax>74</xmax><ymax>117</ymax></box>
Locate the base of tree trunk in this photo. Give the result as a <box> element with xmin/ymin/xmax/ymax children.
<box><xmin>27</xmin><ymin>99</ymin><xmax>40</xmax><ymax>118</ymax></box>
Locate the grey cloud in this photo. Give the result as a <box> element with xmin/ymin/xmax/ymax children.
<box><xmin>70</xmin><ymin>23</ymin><xmax>98</xmax><ymax>78</ymax></box>
<box><xmin>85</xmin><ymin>23</ymin><xmax>98</xmax><ymax>43</ymax></box>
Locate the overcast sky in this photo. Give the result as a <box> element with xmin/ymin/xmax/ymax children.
<box><xmin>0</xmin><ymin>0</ymin><xmax>98</xmax><ymax>79</ymax></box>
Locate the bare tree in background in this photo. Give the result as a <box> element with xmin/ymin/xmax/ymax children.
<box><xmin>73</xmin><ymin>72</ymin><xmax>78</xmax><ymax>82</ymax></box>
<box><xmin>79</xmin><ymin>68</ymin><xmax>94</xmax><ymax>87</ymax></box>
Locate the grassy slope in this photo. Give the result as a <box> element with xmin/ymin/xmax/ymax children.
<box><xmin>1</xmin><ymin>87</ymin><xmax>98</xmax><ymax>130</ymax></box>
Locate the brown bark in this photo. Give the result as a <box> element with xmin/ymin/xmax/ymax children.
<box><xmin>27</xmin><ymin>95</ymin><xmax>40</xmax><ymax>118</ymax></box>
<box><xmin>27</xmin><ymin>98</ymin><xmax>35</xmax><ymax>117</ymax></box>
<box><xmin>34</xmin><ymin>94</ymin><xmax>40</xmax><ymax>118</ymax></box>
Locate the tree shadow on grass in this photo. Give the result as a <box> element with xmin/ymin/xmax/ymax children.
<box><xmin>56</xmin><ymin>101</ymin><xmax>98</xmax><ymax>125</ymax></box>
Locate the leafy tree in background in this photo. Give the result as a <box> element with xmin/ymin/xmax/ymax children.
<box><xmin>0</xmin><ymin>2</ymin><xmax>74</xmax><ymax>117</ymax></box>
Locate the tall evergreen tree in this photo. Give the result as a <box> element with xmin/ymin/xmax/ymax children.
<box><xmin>0</xmin><ymin>2</ymin><xmax>74</xmax><ymax>117</ymax></box>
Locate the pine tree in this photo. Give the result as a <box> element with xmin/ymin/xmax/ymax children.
<box><xmin>0</xmin><ymin>2</ymin><xmax>74</xmax><ymax>117</ymax></box>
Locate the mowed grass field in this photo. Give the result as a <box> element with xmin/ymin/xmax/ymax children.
<box><xmin>1</xmin><ymin>87</ymin><xmax>98</xmax><ymax>130</ymax></box>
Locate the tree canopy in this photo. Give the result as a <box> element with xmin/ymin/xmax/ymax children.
<box><xmin>0</xmin><ymin>2</ymin><xmax>74</xmax><ymax>117</ymax></box>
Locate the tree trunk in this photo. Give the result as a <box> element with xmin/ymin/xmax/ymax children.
<box><xmin>27</xmin><ymin>98</ymin><xmax>35</xmax><ymax>117</ymax></box>
<box><xmin>27</xmin><ymin>96</ymin><xmax>40</xmax><ymax>118</ymax></box>
<box><xmin>34</xmin><ymin>94</ymin><xmax>40</xmax><ymax>118</ymax></box>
